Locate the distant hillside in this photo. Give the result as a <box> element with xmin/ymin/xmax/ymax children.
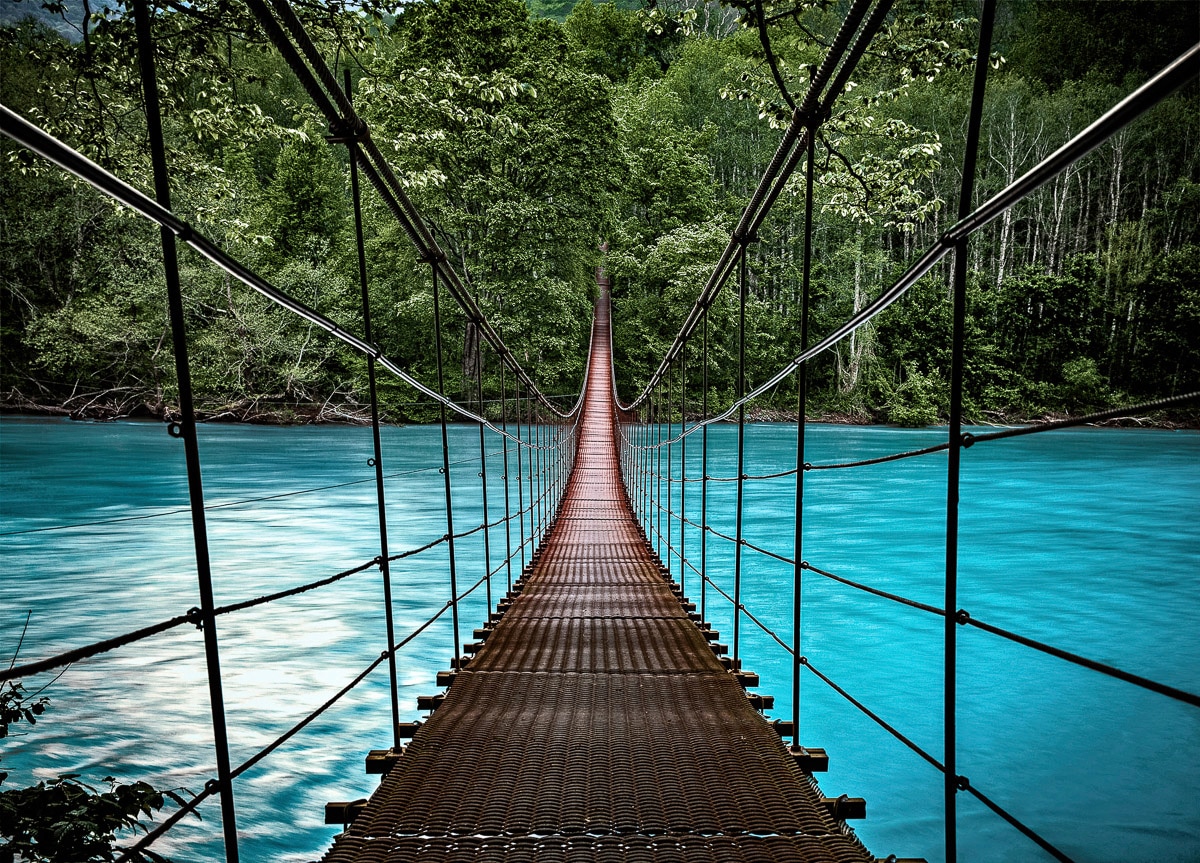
<box><xmin>527</xmin><ymin>0</ymin><xmax>640</xmax><ymax>23</ymax></box>
<box><xmin>1</xmin><ymin>0</ymin><xmax>640</xmax><ymax>32</ymax></box>
<box><xmin>0</xmin><ymin>0</ymin><xmax>90</xmax><ymax>39</ymax></box>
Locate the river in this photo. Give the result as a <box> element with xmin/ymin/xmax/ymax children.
<box><xmin>1</xmin><ymin>416</ymin><xmax>1197</xmax><ymax>862</ymax></box>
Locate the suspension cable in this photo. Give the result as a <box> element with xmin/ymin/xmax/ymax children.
<box><xmin>0</xmin><ymin>106</ymin><xmax>573</xmax><ymax>449</ymax></box>
<box><xmin>614</xmin><ymin>41</ymin><xmax>1200</xmax><ymax>436</ymax></box>
<box><xmin>244</xmin><ymin>0</ymin><xmax>582</xmax><ymax>420</ymax></box>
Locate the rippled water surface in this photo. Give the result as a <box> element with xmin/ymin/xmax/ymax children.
<box><xmin>1</xmin><ymin>416</ymin><xmax>1197</xmax><ymax>863</ymax></box>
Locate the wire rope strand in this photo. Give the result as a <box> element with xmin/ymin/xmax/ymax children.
<box><xmin>958</xmin><ymin>612</ymin><xmax>1200</xmax><ymax>708</ymax></box>
<box><xmin>965</xmin><ymin>390</ymin><xmax>1200</xmax><ymax>445</ymax></box>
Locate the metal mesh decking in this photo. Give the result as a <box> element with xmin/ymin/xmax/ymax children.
<box><xmin>321</xmin><ymin>289</ymin><xmax>873</xmax><ymax>863</ymax></box>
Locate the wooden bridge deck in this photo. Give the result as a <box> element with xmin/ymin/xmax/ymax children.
<box><xmin>322</xmin><ymin>289</ymin><xmax>874</xmax><ymax>863</ymax></box>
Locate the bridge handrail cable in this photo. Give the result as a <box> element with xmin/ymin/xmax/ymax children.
<box><xmin>247</xmin><ymin>0</ymin><xmax>585</xmax><ymax>421</ymax></box>
<box><xmin>661</xmin><ymin>496</ymin><xmax>1200</xmax><ymax>709</ymax></box>
<box><xmin>616</xmin><ymin>35</ymin><xmax>1199</xmax><ymax>442</ymax></box>
<box><xmin>0</xmin><ymin>106</ymin><xmax>577</xmax><ymax>444</ymax></box>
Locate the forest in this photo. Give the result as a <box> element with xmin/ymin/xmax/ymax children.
<box><xmin>0</xmin><ymin>0</ymin><xmax>1197</xmax><ymax>426</ymax></box>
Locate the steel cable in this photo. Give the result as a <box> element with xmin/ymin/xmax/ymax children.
<box><xmin>963</xmin><ymin>390</ymin><xmax>1200</xmax><ymax>446</ymax></box>
<box><xmin>802</xmin><ymin>561</ymin><xmax>945</xmax><ymax>617</ymax></box>
<box><xmin>248</xmin><ymin>0</ymin><xmax>583</xmax><ymax>421</ymax></box>
<box><xmin>673</xmin><ymin>513</ymin><xmax>1200</xmax><ymax>709</ymax></box>
<box><xmin>1</xmin><ymin>503</ymin><xmax>530</xmax><ymax>684</ymax></box>
<box><xmin>615</xmin><ymin>42</ymin><xmax>1200</xmax><ymax>437</ymax></box>
<box><xmin>682</xmin><ymin>557</ymin><xmax>796</xmax><ymax>658</ymax></box>
<box><xmin>0</xmin><ymin>107</ymin><xmax>569</xmax><ymax>449</ymax></box>
<box><xmin>113</xmin><ymin>591</ymin><xmax>458</xmax><ymax>863</ymax></box>
<box><xmin>614</xmin><ymin>0</ymin><xmax>884</xmax><ymax>410</ymax></box>
<box><xmin>801</xmin><ymin>656</ymin><xmax>1077</xmax><ymax>862</ymax></box>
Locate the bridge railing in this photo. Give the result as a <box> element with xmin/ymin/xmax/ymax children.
<box><xmin>0</xmin><ymin>1</ymin><xmax>588</xmax><ymax>859</ymax></box>
<box><xmin>612</xmin><ymin>2</ymin><xmax>1199</xmax><ymax>861</ymax></box>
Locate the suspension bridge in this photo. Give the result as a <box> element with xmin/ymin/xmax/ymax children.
<box><xmin>1</xmin><ymin>0</ymin><xmax>1198</xmax><ymax>861</ymax></box>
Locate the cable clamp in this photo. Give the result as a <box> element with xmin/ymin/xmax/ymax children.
<box><xmin>955</xmin><ymin>775</ymin><xmax>970</xmax><ymax>791</ymax></box>
<box><xmin>961</xmin><ymin>432</ymin><xmax>976</xmax><ymax>448</ymax></box>
<box><xmin>955</xmin><ymin>608</ymin><xmax>971</xmax><ymax>625</ymax></box>
<box><xmin>205</xmin><ymin>778</ymin><xmax>221</xmax><ymax>793</ymax></box>
<box><xmin>803</xmin><ymin>462</ymin><xmax>813</xmax><ymax>471</ymax></box>
<box><xmin>420</xmin><ymin>250</ymin><xmax>448</xmax><ymax>265</ymax></box>
<box><xmin>367</xmin><ymin>457</ymin><xmax>377</xmax><ymax>467</ymax></box>
<box><xmin>327</xmin><ymin>117</ymin><xmax>368</xmax><ymax>144</ymax></box>
<box><xmin>186</xmin><ymin>607</ymin><xmax>204</xmax><ymax>630</ymax></box>
<box><xmin>799</xmin><ymin>560</ymin><xmax>810</xmax><ymax>570</ymax></box>
<box><xmin>166</xmin><ymin>421</ymin><xmax>184</xmax><ymax>439</ymax></box>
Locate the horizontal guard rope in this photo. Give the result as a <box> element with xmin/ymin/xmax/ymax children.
<box><xmin>1</xmin><ymin>505</ymin><xmax>532</xmax><ymax>682</ymax></box>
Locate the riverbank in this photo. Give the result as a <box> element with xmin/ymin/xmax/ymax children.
<box><xmin>3</xmin><ymin>389</ymin><xmax>1196</xmax><ymax>430</ymax></box>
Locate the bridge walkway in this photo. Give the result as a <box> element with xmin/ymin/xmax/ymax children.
<box><xmin>322</xmin><ymin>287</ymin><xmax>874</xmax><ymax>863</ymax></box>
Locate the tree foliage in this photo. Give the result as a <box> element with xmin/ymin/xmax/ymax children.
<box><xmin>0</xmin><ymin>0</ymin><xmax>1197</xmax><ymax>428</ymax></box>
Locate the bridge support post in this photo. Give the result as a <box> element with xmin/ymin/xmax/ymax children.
<box><xmin>945</xmin><ymin>3</ymin><xmax>997</xmax><ymax>859</ymax></box>
<box><xmin>732</xmin><ymin>244</ymin><xmax>748</xmax><ymax>669</ymax></box>
<box><xmin>342</xmin><ymin>69</ymin><xmax>401</xmax><ymax>752</ymax></box>
<box><xmin>475</xmin><ymin>356</ymin><xmax>493</xmax><ymax>614</ymax></box>
<box><xmin>134</xmin><ymin>2</ymin><xmax>239</xmax><ymax>857</ymax></box>
<box><xmin>700</xmin><ymin>310</ymin><xmax>709</xmax><ymax>623</ymax></box>
<box><xmin>679</xmin><ymin>341</ymin><xmax>687</xmax><ymax>596</ymax></box>
<box><xmin>793</xmin><ymin>117</ymin><xmax>817</xmax><ymax>750</ymax></box>
<box><xmin>515</xmin><ymin>377</ymin><xmax>526</xmax><ymax>573</ymax></box>
<box><xmin>525</xmin><ymin>385</ymin><xmax>535</xmax><ymax>558</ymax></box>
<box><xmin>666</xmin><ymin>360</ymin><xmax>674</xmax><ymax>577</ymax></box>
<box><xmin>429</xmin><ymin>262</ymin><xmax>461</xmax><ymax>665</ymax></box>
<box><xmin>498</xmin><ymin>325</ymin><xmax>514</xmax><ymax>592</ymax></box>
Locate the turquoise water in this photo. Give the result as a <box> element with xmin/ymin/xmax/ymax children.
<box><xmin>1</xmin><ymin>416</ymin><xmax>1197</xmax><ymax>862</ymax></box>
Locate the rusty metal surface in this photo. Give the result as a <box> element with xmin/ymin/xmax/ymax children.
<box><xmin>322</xmin><ymin>289</ymin><xmax>872</xmax><ymax>863</ymax></box>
